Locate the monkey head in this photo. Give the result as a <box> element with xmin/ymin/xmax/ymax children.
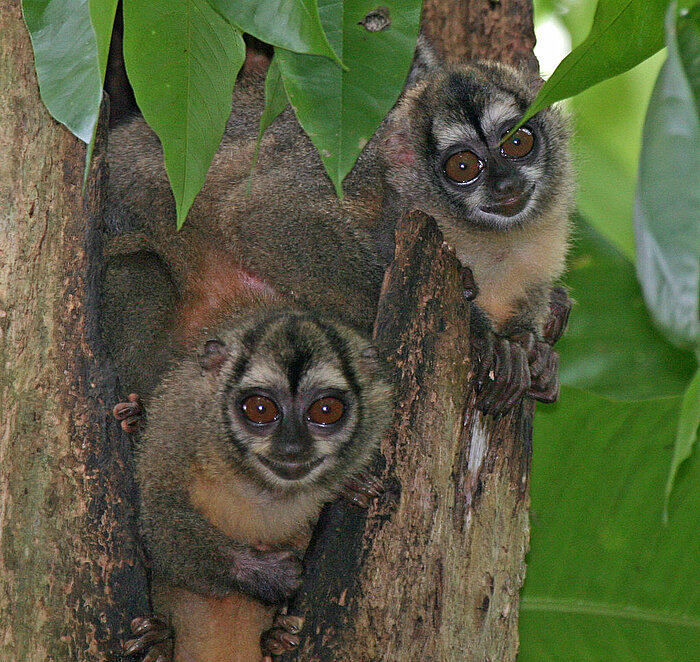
<box><xmin>381</xmin><ymin>59</ymin><xmax>574</xmax><ymax>236</ymax></box>
<box><xmin>171</xmin><ymin>308</ymin><xmax>392</xmax><ymax>496</ymax></box>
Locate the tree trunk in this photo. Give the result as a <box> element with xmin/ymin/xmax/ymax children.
<box><xmin>0</xmin><ymin>2</ymin><xmax>148</xmax><ymax>659</ymax></box>
<box><xmin>283</xmin><ymin>3</ymin><xmax>538</xmax><ymax>660</ymax></box>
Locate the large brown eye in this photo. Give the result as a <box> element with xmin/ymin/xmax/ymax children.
<box><xmin>501</xmin><ymin>127</ymin><xmax>534</xmax><ymax>159</ymax></box>
<box><xmin>306</xmin><ymin>397</ymin><xmax>345</xmax><ymax>426</ymax></box>
<box><xmin>241</xmin><ymin>395</ymin><xmax>279</xmax><ymax>425</ymax></box>
<box><xmin>444</xmin><ymin>151</ymin><xmax>484</xmax><ymax>183</ymax></box>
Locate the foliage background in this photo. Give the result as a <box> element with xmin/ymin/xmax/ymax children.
<box><xmin>19</xmin><ymin>0</ymin><xmax>700</xmax><ymax>658</ymax></box>
<box><xmin>523</xmin><ymin>1</ymin><xmax>699</xmax><ymax>659</ymax></box>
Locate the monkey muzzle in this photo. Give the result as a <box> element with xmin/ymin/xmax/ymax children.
<box><xmin>481</xmin><ymin>183</ymin><xmax>534</xmax><ymax>218</ymax></box>
<box><xmin>256</xmin><ymin>454</ymin><xmax>325</xmax><ymax>481</ymax></box>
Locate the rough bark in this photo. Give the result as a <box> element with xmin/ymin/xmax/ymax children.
<box><xmin>422</xmin><ymin>0</ymin><xmax>539</xmax><ymax>74</ymax></box>
<box><xmin>283</xmin><ymin>3</ymin><xmax>538</xmax><ymax>660</ymax></box>
<box><xmin>0</xmin><ymin>2</ymin><xmax>148</xmax><ymax>659</ymax></box>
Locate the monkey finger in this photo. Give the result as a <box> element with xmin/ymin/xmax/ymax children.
<box><xmin>121</xmin><ymin>415</ymin><xmax>142</xmax><ymax>433</ymax></box>
<box><xmin>124</xmin><ymin>626</ymin><xmax>172</xmax><ymax>656</ymax></box>
<box><xmin>529</xmin><ymin>351</ymin><xmax>560</xmax><ymax>403</ymax></box>
<box><xmin>261</xmin><ymin>628</ymin><xmax>301</xmax><ymax>653</ymax></box>
<box><xmin>475</xmin><ymin>337</ymin><xmax>512</xmax><ymax>415</ymax></box>
<box><xmin>130</xmin><ymin>615</ymin><xmax>168</xmax><ymax>637</ymax></box>
<box><xmin>543</xmin><ymin>286</ymin><xmax>574</xmax><ymax>345</ymax></box>
<box><xmin>527</xmin><ymin>341</ymin><xmax>551</xmax><ymax>380</ymax></box>
<box><xmin>273</xmin><ymin>613</ymin><xmax>305</xmax><ymax>635</ymax></box>
<box><xmin>500</xmin><ymin>345</ymin><xmax>531</xmax><ymax>414</ymax></box>
<box><xmin>341</xmin><ymin>472</ymin><xmax>383</xmax><ymax>508</ymax></box>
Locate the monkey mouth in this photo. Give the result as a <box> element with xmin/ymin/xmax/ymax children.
<box><xmin>256</xmin><ymin>454</ymin><xmax>325</xmax><ymax>481</ymax></box>
<box><xmin>480</xmin><ymin>185</ymin><xmax>534</xmax><ymax>218</ymax></box>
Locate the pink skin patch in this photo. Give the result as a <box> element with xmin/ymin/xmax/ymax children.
<box><xmin>383</xmin><ymin>133</ymin><xmax>415</xmax><ymax>166</ymax></box>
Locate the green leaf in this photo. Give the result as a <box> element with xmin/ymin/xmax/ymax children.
<box><xmin>247</xmin><ymin>56</ymin><xmax>289</xmax><ymax>194</ymax></box>
<box><xmin>122</xmin><ymin>0</ymin><xmax>245</xmax><ymax>228</ymax></box>
<box><xmin>634</xmin><ymin>2</ymin><xmax>700</xmax><ymax>351</ymax></box>
<box><xmin>207</xmin><ymin>0</ymin><xmax>341</xmax><ymax>66</ymax></box>
<box><xmin>89</xmin><ymin>0</ymin><xmax>118</xmax><ymax>82</ymax></box>
<box><xmin>521</xmin><ymin>386</ymin><xmax>700</xmax><ymax>660</ymax></box>
<box><xmin>558</xmin><ymin>216</ymin><xmax>695</xmax><ymax>400</ymax></box>
<box><xmin>22</xmin><ymin>0</ymin><xmax>114</xmax><ymax>143</ymax></box>
<box><xmin>275</xmin><ymin>0</ymin><xmax>421</xmax><ymax>195</ymax></box>
<box><xmin>518</xmin><ymin>0</ymin><xmax>670</xmax><ymax>129</ymax></box>
<box><xmin>664</xmin><ymin>368</ymin><xmax>700</xmax><ymax>520</ymax></box>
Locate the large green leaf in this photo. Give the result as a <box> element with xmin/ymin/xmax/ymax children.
<box><xmin>207</xmin><ymin>0</ymin><xmax>341</xmax><ymax>65</ymax></box>
<box><xmin>634</xmin><ymin>2</ymin><xmax>700</xmax><ymax>351</ymax></box>
<box><xmin>22</xmin><ymin>0</ymin><xmax>117</xmax><ymax>143</ymax></box>
<box><xmin>518</xmin><ymin>0</ymin><xmax>670</xmax><ymax>128</ymax></box>
<box><xmin>521</xmin><ymin>386</ymin><xmax>699</xmax><ymax>661</ymax></box>
<box><xmin>664</xmin><ymin>368</ymin><xmax>700</xmax><ymax>519</ymax></box>
<box><xmin>122</xmin><ymin>0</ymin><xmax>245</xmax><ymax>227</ymax></box>
<box><xmin>275</xmin><ymin>0</ymin><xmax>421</xmax><ymax>195</ymax></box>
<box><xmin>558</xmin><ymin>216</ymin><xmax>695</xmax><ymax>400</ymax></box>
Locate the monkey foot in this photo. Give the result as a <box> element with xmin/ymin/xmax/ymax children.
<box><xmin>341</xmin><ymin>471</ymin><xmax>383</xmax><ymax>508</ymax></box>
<box><xmin>260</xmin><ymin>612</ymin><xmax>305</xmax><ymax>660</ymax></box>
<box><xmin>543</xmin><ymin>286</ymin><xmax>573</xmax><ymax>345</ymax></box>
<box><xmin>472</xmin><ymin>332</ymin><xmax>531</xmax><ymax>417</ymax></box>
<box><xmin>123</xmin><ymin>615</ymin><xmax>173</xmax><ymax>662</ymax></box>
<box><xmin>113</xmin><ymin>393</ymin><xmax>143</xmax><ymax>433</ymax></box>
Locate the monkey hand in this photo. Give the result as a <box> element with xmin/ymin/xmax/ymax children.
<box><xmin>123</xmin><ymin>615</ymin><xmax>173</xmax><ymax>662</ymax></box>
<box><xmin>471</xmin><ymin>330</ymin><xmax>531</xmax><ymax>417</ymax></box>
<box><xmin>230</xmin><ymin>546</ymin><xmax>304</xmax><ymax>606</ymax></box>
<box><xmin>341</xmin><ymin>471</ymin><xmax>383</xmax><ymax>508</ymax></box>
<box><xmin>260</xmin><ymin>610</ymin><xmax>305</xmax><ymax>660</ymax></box>
<box><xmin>113</xmin><ymin>393</ymin><xmax>143</xmax><ymax>433</ymax></box>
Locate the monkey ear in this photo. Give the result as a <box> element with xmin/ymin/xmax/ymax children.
<box><xmin>405</xmin><ymin>35</ymin><xmax>440</xmax><ymax>88</ymax></box>
<box><xmin>198</xmin><ymin>338</ymin><xmax>228</xmax><ymax>373</ymax></box>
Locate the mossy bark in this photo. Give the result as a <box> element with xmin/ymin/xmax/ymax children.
<box><xmin>0</xmin><ymin>2</ymin><xmax>148</xmax><ymax>659</ymax></box>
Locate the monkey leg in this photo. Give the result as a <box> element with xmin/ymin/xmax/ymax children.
<box><xmin>341</xmin><ymin>471</ymin><xmax>383</xmax><ymax>508</ymax></box>
<box><xmin>113</xmin><ymin>392</ymin><xmax>143</xmax><ymax>432</ymax></box>
<box><xmin>151</xmin><ymin>582</ymin><xmax>276</xmax><ymax>662</ymax></box>
<box><xmin>260</xmin><ymin>611</ymin><xmax>305</xmax><ymax>660</ymax></box>
<box><xmin>124</xmin><ymin>615</ymin><xmax>174</xmax><ymax>662</ymax></box>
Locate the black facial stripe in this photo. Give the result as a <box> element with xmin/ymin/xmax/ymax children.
<box><xmin>446</xmin><ymin>73</ymin><xmax>488</xmax><ymax>145</ymax></box>
<box><xmin>313</xmin><ymin>320</ymin><xmax>361</xmax><ymax>398</ymax></box>
<box><xmin>282</xmin><ymin>317</ymin><xmax>313</xmax><ymax>394</ymax></box>
<box><xmin>221</xmin><ymin>312</ymin><xmax>289</xmax><ymax>457</ymax></box>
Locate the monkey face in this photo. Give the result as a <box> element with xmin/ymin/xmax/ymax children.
<box><xmin>211</xmin><ymin>311</ymin><xmax>390</xmax><ymax>492</ymax></box>
<box><xmin>382</xmin><ymin>61</ymin><xmax>572</xmax><ymax>233</ymax></box>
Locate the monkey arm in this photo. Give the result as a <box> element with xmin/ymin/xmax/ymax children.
<box><xmin>141</xmin><ymin>492</ymin><xmax>303</xmax><ymax>606</ymax></box>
